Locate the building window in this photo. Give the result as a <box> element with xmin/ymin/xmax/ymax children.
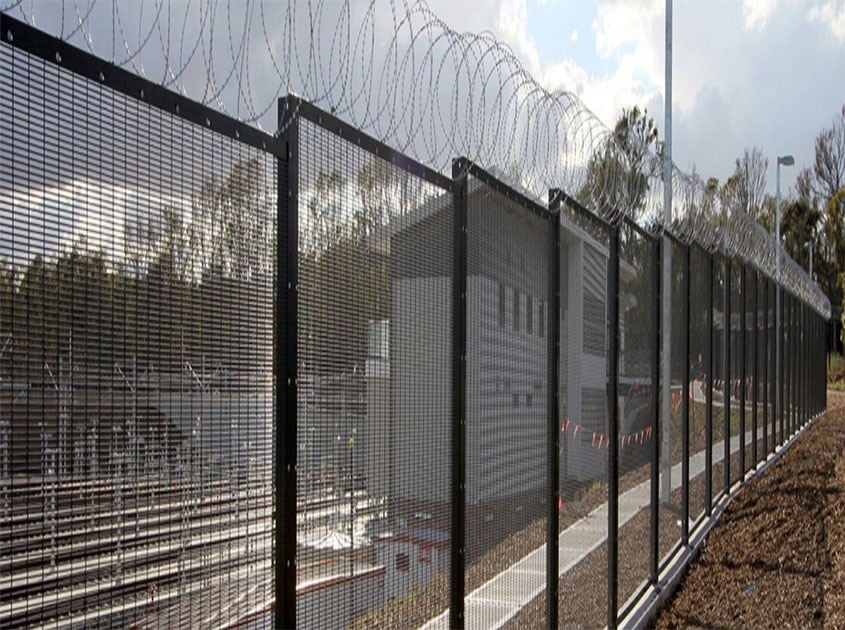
<box><xmin>526</xmin><ymin>393</ymin><xmax>532</xmax><ymax>407</ymax></box>
<box><xmin>396</xmin><ymin>552</ymin><xmax>410</xmax><ymax>572</ymax></box>
<box><xmin>527</xmin><ymin>296</ymin><xmax>533</xmax><ymax>334</ymax></box>
<box><xmin>499</xmin><ymin>283</ymin><xmax>506</xmax><ymax>328</ymax></box>
<box><xmin>513</xmin><ymin>393</ymin><xmax>519</xmax><ymax>408</ymax></box>
<box><xmin>538</xmin><ymin>301</ymin><xmax>545</xmax><ymax>338</ymax></box>
<box><xmin>513</xmin><ymin>287</ymin><xmax>520</xmax><ymax>331</ymax></box>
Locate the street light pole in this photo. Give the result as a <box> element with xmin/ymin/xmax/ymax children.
<box><xmin>776</xmin><ymin>154</ymin><xmax>793</xmax><ymax>439</ymax></box>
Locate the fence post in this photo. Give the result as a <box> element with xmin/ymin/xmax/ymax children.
<box><xmin>779</xmin><ymin>288</ymin><xmax>785</xmax><ymax>445</ymax></box>
<box><xmin>773</xmin><ymin>278</ymin><xmax>778</xmax><ymax>449</ymax></box>
<box><xmin>276</xmin><ymin>98</ymin><xmax>298</xmax><ymax>630</ymax></box>
<box><xmin>451</xmin><ymin>158</ymin><xmax>468</xmax><ymax>630</ymax></box>
<box><xmin>739</xmin><ymin>262</ymin><xmax>746</xmax><ymax>477</ymax></box>
<box><xmin>548</xmin><ymin>192</ymin><xmax>562</xmax><ymax>630</ymax></box>
<box><xmin>651</xmin><ymin>234</ymin><xmax>661</xmax><ymax>578</ymax></box>
<box><xmin>705</xmin><ymin>250</ymin><xmax>713</xmax><ymax>515</ymax></box>
<box><xmin>752</xmin><ymin>268</ymin><xmax>758</xmax><ymax>468</ymax></box>
<box><xmin>724</xmin><ymin>255</ymin><xmax>731</xmax><ymax>494</ymax></box>
<box><xmin>607</xmin><ymin>223</ymin><xmax>620</xmax><ymax>630</ymax></box>
<box><xmin>681</xmin><ymin>243</ymin><xmax>690</xmax><ymax>544</ymax></box>
<box><xmin>762</xmin><ymin>275</ymin><xmax>768</xmax><ymax>458</ymax></box>
<box><xmin>790</xmin><ymin>294</ymin><xmax>795</xmax><ymax>435</ymax></box>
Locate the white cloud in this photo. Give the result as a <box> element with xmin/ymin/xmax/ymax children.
<box><xmin>807</xmin><ymin>0</ymin><xmax>845</xmax><ymax>44</ymax></box>
<box><xmin>571</xmin><ymin>28</ymin><xmax>579</xmax><ymax>43</ymax></box>
<box><xmin>742</xmin><ymin>0</ymin><xmax>776</xmax><ymax>32</ymax></box>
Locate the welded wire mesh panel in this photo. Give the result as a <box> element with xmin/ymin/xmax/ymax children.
<box><xmin>615</xmin><ymin>223</ymin><xmax>655</xmax><ymax>611</ymax></box>
<box><xmin>658</xmin><ymin>239</ymin><xmax>685</xmax><ymax>566</ymax></box>
<box><xmin>558</xmin><ymin>208</ymin><xmax>608</xmax><ymax>629</ymax></box>
<box><xmin>0</xmin><ymin>37</ymin><xmax>276</xmax><ymax>629</ymax></box>
<box><xmin>464</xmin><ymin>175</ymin><xmax>551</xmax><ymax>629</ymax></box>
<box><xmin>729</xmin><ymin>259</ymin><xmax>743</xmax><ymax>486</ymax></box>
<box><xmin>688</xmin><ymin>246</ymin><xmax>709</xmax><ymax>524</ymax></box>
<box><xmin>745</xmin><ymin>265</ymin><xmax>760</xmax><ymax>472</ymax></box>
<box><xmin>712</xmin><ymin>256</ymin><xmax>726</xmax><ymax>500</ymax></box>
<box><xmin>294</xmin><ymin>118</ymin><xmax>451</xmax><ymax>629</ymax></box>
<box><xmin>743</xmin><ymin>265</ymin><xmax>754</xmax><ymax>476</ymax></box>
<box><xmin>763</xmin><ymin>277</ymin><xmax>774</xmax><ymax>456</ymax></box>
<box><xmin>755</xmin><ymin>271</ymin><xmax>771</xmax><ymax>470</ymax></box>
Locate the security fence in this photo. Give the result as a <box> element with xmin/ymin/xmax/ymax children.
<box><xmin>0</xmin><ymin>14</ymin><xmax>830</xmax><ymax>630</ymax></box>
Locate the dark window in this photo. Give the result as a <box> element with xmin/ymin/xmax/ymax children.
<box><xmin>526</xmin><ymin>393</ymin><xmax>532</xmax><ymax>407</ymax></box>
<box><xmin>527</xmin><ymin>296</ymin><xmax>533</xmax><ymax>334</ymax></box>
<box><xmin>513</xmin><ymin>287</ymin><xmax>520</xmax><ymax>331</ymax></box>
<box><xmin>538</xmin><ymin>301</ymin><xmax>545</xmax><ymax>338</ymax></box>
<box><xmin>396</xmin><ymin>552</ymin><xmax>410</xmax><ymax>572</ymax></box>
<box><xmin>499</xmin><ymin>283</ymin><xmax>506</xmax><ymax>328</ymax></box>
<box><xmin>513</xmin><ymin>393</ymin><xmax>519</xmax><ymax>408</ymax></box>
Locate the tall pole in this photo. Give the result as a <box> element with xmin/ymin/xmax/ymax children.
<box><xmin>776</xmin><ymin>161</ymin><xmax>781</xmax><ymax>443</ymax></box>
<box><xmin>661</xmin><ymin>0</ymin><xmax>673</xmax><ymax>506</ymax></box>
<box><xmin>775</xmin><ymin>154</ymin><xmax>793</xmax><ymax>439</ymax></box>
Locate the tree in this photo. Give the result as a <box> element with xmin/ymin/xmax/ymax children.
<box><xmin>578</xmin><ymin>106</ymin><xmax>660</xmax><ymax>220</ymax></box>
<box><xmin>812</xmin><ymin>105</ymin><xmax>845</xmax><ymax>204</ymax></box>
<box><xmin>817</xmin><ymin>188</ymin><xmax>845</xmax><ymax>311</ymax></box>
<box><xmin>722</xmin><ymin>147</ymin><xmax>768</xmax><ymax>223</ymax></box>
<box><xmin>780</xmin><ymin>197</ymin><xmax>822</xmax><ymax>273</ymax></box>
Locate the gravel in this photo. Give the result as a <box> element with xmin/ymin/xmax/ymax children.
<box><xmin>655</xmin><ymin>391</ymin><xmax>845</xmax><ymax>629</ymax></box>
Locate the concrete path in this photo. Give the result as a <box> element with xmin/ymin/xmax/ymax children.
<box><xmin>420</xmin><ymin>428</ymin><xmax>762</xmax><ymax>630</ymax></box>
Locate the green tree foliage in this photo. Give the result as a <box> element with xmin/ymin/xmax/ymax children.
<box><xmin>0</xmin><ymin>157</ymin><xmax>275</xmax><ymax>380</ymax></box>
<box><xmin>578</xmin><ymin>106</ymin><xmax>660</xmax><ymax>220</ymax></box>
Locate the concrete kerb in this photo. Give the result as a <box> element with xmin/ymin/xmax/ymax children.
<box><xmin>618</xmin><ymin>408</ymin><xmax>825</xmax><ymax>630</ymax></box>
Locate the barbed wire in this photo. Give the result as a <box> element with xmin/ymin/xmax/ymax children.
<box><xmin>0</xmin><ymin>0</ymin><xmax>830</xmax><ymax>315</ymax></box>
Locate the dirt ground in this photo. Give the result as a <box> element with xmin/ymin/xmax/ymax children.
<box><xmin>655</xmin><ymin>390</ymin><xmax>845</xmax><ymax>630</ymax></box>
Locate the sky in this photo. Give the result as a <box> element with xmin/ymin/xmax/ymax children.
<box><xmin>427</xmin><ymin>0</ymin><xmax>845</xmax><ymax>198</ymax></box>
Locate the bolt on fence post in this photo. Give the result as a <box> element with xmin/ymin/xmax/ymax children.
<box><xmin>547</xmin><ymin>191</ymin><xmax>562</xmax><ymax>630</ymax></box>
<box><xmin>762</xmin><ymin>275</ymin><xmax>768</xmax><ymax>458</ymax></box>
<box><xmin>276</xmin><ymin>97</ymin><xmax>298</xmax><ymax>630</ymax></box>
<box><xmin>705</xmin><ymin>250</ymin><xmax>713</xmax><ymax>516</ymax></box>
<box><xmin>752</xmin><ymin>268</ymin><xmax>758</xmax><ymax>468</ymax></box>
<box><xmin>607</xmin><ymin>222</ymin><xmax>620</xmax><ymax>630</ymax></box>
<box><xmin>450</xmin><ymin>158</ymin><xmax>468</xmax><ymax>630</ymax></box>
<box><xmin>724</xmin><ymin>255</ymin><xmax>731</xmax><ymax>495</ymax></box>
<box><xmin>681</xmin><ymin>243</ymin><xmax>690</xmax><ymax>544</ymax></box>
<box><xmin>739</xmin><ymin>262</ymin><xmax>746</xmax><ymax>478</ymax></box>
<box><xmin>651</xmin><ymin>233</ymin><xmax>661</xmax><ymax>578</ymax></box>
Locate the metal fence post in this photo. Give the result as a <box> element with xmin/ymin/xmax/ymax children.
<box><xmin>772</xmin><ymin>278</ymin><xmax>778</xmax><ymax>449</ymax></box>
<box><xmin>724</xmin><ymin>256</ymin><xmax>731</xmax><ymax>494</ymax></box>
<box><xmin>451</xmin><ymin>158</ymin><xmax>468</xmax><ymax>630</ymax></box>
<box><xmin>705</xmin><ymin>250</ymin><xmax>713</xmax><ymax>515</ymax></box>
<box><xmin>739</xmin><ymin>263</ymin><xmax>746</xmax><ymax>477</ymax></box>
<box><xmin>548</xmin><ymin>192</ymin><xmax>562</xmax><ymax>630</ymax></box>
<box><xmin>651</xmin><ymin>234</ymin><xmax>661</xmax><ymax>577</ymax></box>
<box><xmin>762</xmin><ymin>274</ymin><xmax>768</xmax><ymax>458</ymax></box>
<box><xmin>608</xmin><ymin>223</ymin><xmax>620</xmax><ymax>630</ymax></box>
<box><xmin>789</xmin><ymin>294</ymin><xmax>795</xmax><ymax>435</ymax></box>
<box><xmin>681</xmin><ymin>244</ymin><xmax>690</xmax><ymax>544</ymax></box>
<box><xmin>752</xmin><ymin>269</ymin><xmax>758</xmax><ymax>468</ymax></box>
<box><xmin>779</xmin><ymin>288</ymin><xmax>785</xmax><ymax>445</ymax></box>
<box><xmin>276</xmin><ymin>98</ymin><xmax>298</xmax><ymax>630</ymax></box>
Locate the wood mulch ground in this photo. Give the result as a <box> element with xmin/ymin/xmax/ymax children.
<box><xmin>655</xmin><ymin>390</ymin><xmax>845</xmax><ymax>629</ymax></box>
